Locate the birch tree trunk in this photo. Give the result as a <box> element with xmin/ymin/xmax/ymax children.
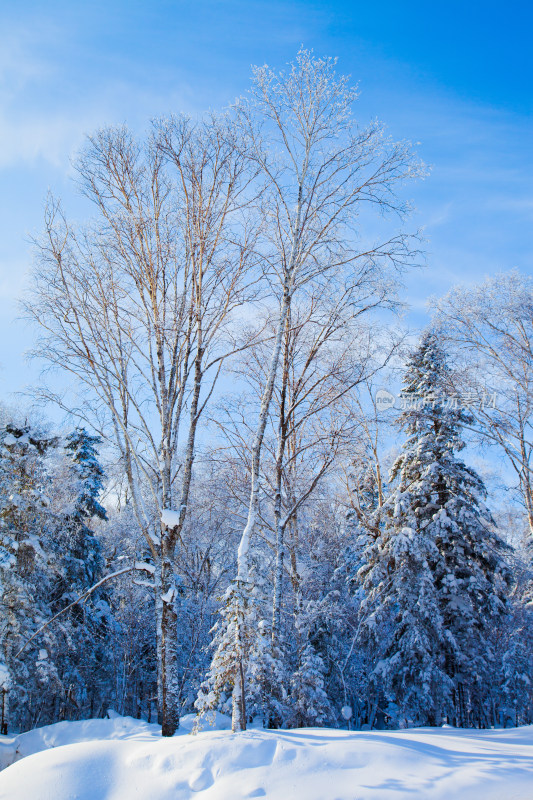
<box><xmin>158</xmin><ymin>534</ymin><xmax>180</xmax><ymax>735</ymax></box>
<box><xmin>271</xmin><ymin>312</ymin><xmax>291</xmax><ymax>645</ymax></box>
<box><xmin>231</xmin><ymin>281</ymin><xmax>291</xmax><ymax>733</ymax></box>
<box><xmin>237</xmin><ymin>275</ymin><xmax>294</xmax><ymax>583</ymax></box>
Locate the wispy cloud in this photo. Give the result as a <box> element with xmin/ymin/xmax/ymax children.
<box><xmin>0</xmin><ymin>16</ymin><xmax>197</xmax><ymax>170</ymax></box>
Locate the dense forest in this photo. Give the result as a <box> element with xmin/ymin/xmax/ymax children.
<box><xmin>1</xmin><ymin>51</ymin><xmax>532</xmax><ymax>736</ymax></box>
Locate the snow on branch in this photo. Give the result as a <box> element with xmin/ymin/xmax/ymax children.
<box><xmin>161</xmin><ymin>587</ymin><xmax>176</xmax><ymax>604</ymax></box>
<box><xmin>14</xmin><ymin>566</ymin><xmax>135</xmax><ymax>659</ymax></box>
<box><xmin>135</xmin><ymin>561</ymin><xmax>156</xmax><ymax>575</ymax></box>
<box><xmin>161</xmin><ymin>507</ymin><xmax>185</xmax><ymax>529</ymax></box>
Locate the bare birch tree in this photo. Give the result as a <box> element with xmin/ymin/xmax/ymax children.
<box><xmin>217</xmin><ymin>48</ymin><xmax>424</xmax><ymax>731</ymax></box>
<box><xmin>201</xmin><ymin>297</ymin><xmax>404</xmax><ymax>728</ymax></box>
<box><xmin>433</xmin><ymin>271</ymin><xmax>533</xmax><ymax>537</ymax></box>
<box><xmin>25</xmin><ymin>114</ymin><xmax>258</xmax><ymax>735</ymax></box>
<box><xmin>214</xmin><ymin>293</ymin><xmax>368</xmax><ymax>630</ymax></box>
<box><xmin>236</xmin><ymin>292</ymin><xmax>400</xmax><ymax>644</ymax></box>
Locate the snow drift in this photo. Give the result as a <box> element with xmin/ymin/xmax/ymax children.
<box><xmin>0</xmin><ymin>716</ymin><xmax>532</xmax><ymax>800</ymax></box>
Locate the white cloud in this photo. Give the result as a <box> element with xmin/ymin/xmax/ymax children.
<box><xmin>0</xmin><ymin>112</ymin><xmax>86</xmax><ymax>169</ymax></box>
<box><xmin>0</xmin><ymin>12</ymin><xmax>197</xmax><ymax>171</ymax></box>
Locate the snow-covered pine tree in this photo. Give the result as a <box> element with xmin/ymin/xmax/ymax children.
<box><xmin>288</xmin><ymin>613</ymin><xmax>332</xmax><ymax>728</ymax></box>
<box><xmin>195</xmin><ymin>578</ymin><xmax>254</xmax><ymax>730</ymax></box>
<box><xmin>498</xmin><ymin>600</ymin><xmax>533</xmax><ymax>726</ymax></box>
<box><xmin>491</xmin><ymin>548</ymin><xmax>533</xmax><ymax>727</ymax></box>
<box><xmin>195</xmin><ymin>571</ymin><xmax>288</xmax><ymax>730</ymax></box>
<box><xmin>359</xmin><ymin>332</ymin><xmax>510</xmax><ymax>727</ymax></box>
<box><xmin>47</xmin><ymin>429</ymin><xmax>112</xmax><ymax>721</ymax></box>
<box><xmin>62</xmin><ymin>428</ymin><xmax>107</xmax><ymax>586</ymax></box>
<box><xmin>0</xmin><ymin>423</ymin><xmax>60</xmax><ymax>731</ymax></box>
<box><xmin>0</xmin><ymin>422</ymin><xmax>116</xmax><ymax>729</ymax></box>
<box><xmin>343</xmin><ymin>457</ymin><xmax>383</xmax><ymax>597</ymax></box>
<box><xmin>245</xmin><ymin>617</ymin><xmax>288</xmax><ymax>729</ymax></box>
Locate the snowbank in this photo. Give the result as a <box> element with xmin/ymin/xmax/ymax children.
<box><xmin>0</xmin><ymin>711</ymin><xmax>227</xmax><ymax>771</ymax></box>
<box><xmin>1</xmin><ymin>717</ymin><xmax>532</xmax><ymax>800</ymax></box>
<box><xmin>0</xmin><ymin>714</ymin><xmax>161</xmax><ymax>771</ymax></box>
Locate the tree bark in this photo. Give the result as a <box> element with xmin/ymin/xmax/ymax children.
<box><xmin>158</xmin><ymin>535</ymin><xmax>181</xmax><ymax>736</ymax></box>
<box><xmin>272</xmin><ymin>311</ymin><xmax>291</xmax><ymax>645</ymax></box>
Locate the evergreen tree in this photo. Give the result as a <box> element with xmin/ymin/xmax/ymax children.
<box><xmin>498</xmin><ymin>602</ymin><xmax>533</xmax><ymax>726</ymax></box>
<box><xmin>0</xmin><ymin>423</ymin><xmax>60</xmax><ymax>731</ymax></box>
<box><xmin>195</xmin><ymin>578</ymin><xmax>254</xmax><ymax>729</ymax></box>
<box><xmin>196</xmin><ymin>573</ymin><xmax>289</xmax><ymax>729</ymax></box>
<box><xmin>0</xmin><ymin>422</ymin><xmax>114</xmax><ymax>729</ymax></box>
<box><xmin>288</xmin><ymin>616</ymin><xmax>332</xmax><ymax>728</ymax></box>
<box><xmin>359</xmin><ymin>333</ymin><xmax>510</xmax><ymax>726</ymax></box>
<box><xmin>343</xmin><ymin>457</ymin><xmax>383</xmax><ymax>598</ymax></box>
<box><xmin>61</xmin><ymin>428</ymin><xmax>107</xmax><ymax>588</ymax></box>
<box><xmin>246</xmin><ymin>618</ymin><xmax>288</xmax><ymax>728</ymax></box>
<box><xmin>50</xmin><ymin>429</ymin><xmax>112</xmax><ymax>721</ymax></box>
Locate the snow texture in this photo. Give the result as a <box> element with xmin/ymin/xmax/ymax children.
<box><xmin>161</xmin><ymin>587</ymin><xmax>175</xmax><ymax>604</ymax></box>
<box><xmin>135</xmin><ymin>561</ymin><xmax>155</xmax><ymax>575</ymax></box>
<box><xmin>0</xmin><ymin>715</ymin><xmax>532</xmax><ymax>799</ymax></box>
<box><xmin>161</xmin><ymin>508</ymin><xmax>182</xmax><ymax>528</ymax></box>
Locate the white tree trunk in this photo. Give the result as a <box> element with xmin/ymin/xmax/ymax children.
<box><xmin>237</xmin><ymin>280</ymin><xmax>292</xmax><ymax>582</ymax></box>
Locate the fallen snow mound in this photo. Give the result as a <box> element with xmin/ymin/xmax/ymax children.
<box><xmin>0</xmin><ymin>714</ymin><xmax>158</xmax><ymax>770</ymax></box>
<box><xmin>1</xmin><ymin>717</ymin><xmax>533</xmax><ymax>800</ymax></box>
<box><xmin>0</xmin><ymin>711</ymin><xmax>231</xmax><ymax>771</ymax></box>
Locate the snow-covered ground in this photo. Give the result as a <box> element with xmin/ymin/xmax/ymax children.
<box><xmin>0</xmin><ymin>714</ymin><xmax>532</xmax><ymax>800</ymax></box>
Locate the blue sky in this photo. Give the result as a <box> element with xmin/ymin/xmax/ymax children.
<box><xmin>0</xmin><ymin>0</ymin><xmax>532</xmax><ymax>405</ymax></box>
